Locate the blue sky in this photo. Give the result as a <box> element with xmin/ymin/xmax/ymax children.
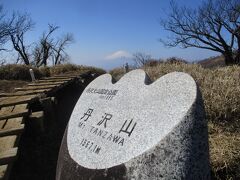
<box><xmin>2</xmin><ymin>0</ymin><xmax>219</xmax><ymax>70</ymax></box>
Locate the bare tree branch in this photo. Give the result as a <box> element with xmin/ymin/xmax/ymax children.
<box><xmin>160</xmin><ymin>0</ymin><xmax>240</xmax><ymax>65</ymax></box>
<box><xmin>52</xmin><ymin>33</ymin><xmax>74</xmax><ymax>65</ymax></box>
<box><xmin>132</xmin><ymin>52</ymin><xmax>152</xmax><ymax>67</ymax></box>
<box><xmin>0</xmin><ymin>5</ymin><xmax>16</xmax><ymax>51</ymax></box>
<box><xmin>34</xmin><ymin>24</ymin><xmax>59</xmax><ymax>67</ymax></box>
<box><xmin>9</xmin><ymin>12</ymin><xmax>34</xmax><ymax>65</ymax></box>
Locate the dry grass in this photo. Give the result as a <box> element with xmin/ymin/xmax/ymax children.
<box><xmin>0</xmin><ymin>80</ymin><xmax>28</xmax><ymax>93</ymax></box>
<box><xmin>198</xmin><ymin>55</ymin><xmax>225</xmax><ymax>68</ymax></box>
<box><xmin>49</xmin><ymin>64</ymin><xmax>106</xmax><ymax>76</ymax></box>
<box><xmin>109</xmin><ymin>67</ymin><xmax>127</xmax><ymax>80</ymax></box>
<box><xmin>209</xmin><ymin>122</ymin><xmax>240</xmax><ymax>179</ymax></box>
<box><xmin>0</xmin><ymin>64</ymin><xmax>45</xmax><ymax>80</ymax></box>
<box><xmin>0</xmin><ymin>64</ymin><xmax>106</xmax><ymax>80</ymax></box>
<box><xmin>110</xmin><ymin>63</ymin><xmax>240</xmax><ymax>179</ymax></box>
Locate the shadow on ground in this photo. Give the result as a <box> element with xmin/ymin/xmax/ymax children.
<box><xmin>9</xmin><ymin>81</ymin><xmax>86</xmax><ymax>180</ymax></box>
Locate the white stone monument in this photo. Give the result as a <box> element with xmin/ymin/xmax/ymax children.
<box><xmin>56</xmin><ymin>69</ymin><xmax>210</xmax><ymax>179</ymax></box>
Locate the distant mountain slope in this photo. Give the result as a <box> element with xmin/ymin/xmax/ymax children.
<box><xmin>198</xmin><ymin>55</ymin><xmax>225</xmax><ymax>68</ymax></box>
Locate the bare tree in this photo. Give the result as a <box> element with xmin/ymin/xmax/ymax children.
<box><xmin>33</xmin><ymin>45</ymin><xmax>41</xmax><ymax>66</ymax></box>
<box><xmin>52</xmin><ymin>33</ymin><xmax>74</xmax><ymax>65</ymax></box>
<box><xmin>32</xmin><ymin>24</ymin><xmax>74</xmax><ymax>67</ymax></box>
<box><xmin>160</xmin><ymin>0</ymin><xmax>240</xmax><ymax>65</ymax></box>
<box><xmin>132</xmin><ymin>52</ymin><xmax>152</xmax><ymax>67</ymax></box>
<box><xmin>34</xmin><ymin>24</ymin><xmax>59</xmax><ymax>67</ymax></box>
<box><xmin>9</xmin><ymin>13</ymin><xmax>34</xmax><ymax>65</ymax></box>
<box><xmin>0</xmin><ymin>5</ymin><xmax>16</xmax><ymax>51</ymax></box>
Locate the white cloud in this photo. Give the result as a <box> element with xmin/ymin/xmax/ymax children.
<box><xmin>105</xmin><ymin>50</ymin><xmax>132</xmax><ymax>60</ymax></box>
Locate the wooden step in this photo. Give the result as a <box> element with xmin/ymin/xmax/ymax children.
<box><xmin>0</xmin><ymin>104</ymin><xmax>26</xmax><ymax>179</ymax></box>
<box><xmin>0</xmin><ymin>104</ymin><xmax>27</xmax><ymax>134</ymax></box>
<box><xmin>38</xmin><ymin>78</ymin><xmax>72</xmax><ymax>83</ymax></box>
<box><xmin>53</xmin><ymin>75</ymin><xmax>78</xmax><ymax>78</ymax></box>
<box><xmin>0</xmin><ymin>114</ymin><xmax>25</xmax><ymax>137</ymax></box>
<box><xmin>0</xmin><ymin>95</ymin><xmax>38</xmax><ymax>108</ymax></box>
<box><xmin>0</xmin><ymin>89</ymin><xmax>52</xmax><ymax>97</ymax></box>
<box><xmin>15</xmin><ymin>84</ymin><xmax>59</xmax><ymax>91</ymax></box>
<box><xmin>0</xmin><ymin>136</ymin><xmax>18</xmax><ymax>153</ymax></box>
<box><xmin>0</xmin><ymin>73</ymin><xmax>83</xmax><ymax>179</ymax></box>
<box><xmin>0</xmin><ymin>124</ymin><xmax>24</xmax><ymax>137</ymax></box>
<box><xmin>15</xmin><ymin>85</ymin><xmax>58</xmax><ymax>91</ymax></box>
<box><xmin>0</xmin><ymin>148</ymin><xmax>18</xmax><ymax>165</ymax></box>
<box><xmin>0</xmin><ymin>164</ymin><xmax>8</xmax><ymax>180</ymax></box>
<box><xmin>0</xmin><ymin>104</ymin><xmax>29</xmax><ymax>120</ymax></box>
<box><xmin>28</xmin><ymin>81</ymin><xmax>67</xmax><ymax>86</ymax></box>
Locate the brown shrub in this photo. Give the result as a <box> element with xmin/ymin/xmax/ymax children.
<box><xmin>144</xmin><ymin>60</ymin><xmax>161</xmax><ymax>67</ymax></box>
<box><xmin>0</xmin><ymin>64</ymin><xmax>106</xmax><ymax>80</ymax></box>
<box><xmin>49</xmin><ymin>64</ymin><xmax>106</xmax><ymax>76</ymax></box>
<box><xmin>39</xmin><ymin>66</ymin><xmax>51</xmax><ymax>77</ymax></box>
<box><xmin>0</xmin><ymin>64</ymin><xmax>44</xmax><ymax>81</ymax></box>
<box><xmin>109</xmin><ymin>67</ymin><xmax>126</xmax><ymax>80</ymax></box>
<box><xmin>165</xmin><ymin>57</ymin><xmax>188</xmax><ymax>64</ymax></box>
<box><xmin>0</xmin><ymin>80</ymin><xmax>28</xmax><ymax>93</ymax></box>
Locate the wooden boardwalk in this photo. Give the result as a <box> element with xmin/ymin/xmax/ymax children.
<box><xmin>0</xmin><ymin>74</ymin><xmax>82</xmax><ymax>180</ymax></box>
